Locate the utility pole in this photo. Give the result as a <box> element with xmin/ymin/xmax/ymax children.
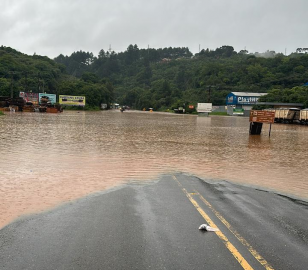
<box><xmin>208</xmin><ymin>85</ymin><xmax>216</xmax><ymax>103</ymax></box>
<box><xmin>208</xmin><ymin>86</ymin><xmax>211</xmax><ymax>103</ymax></box>
<box><xmin>8</xmin><ymin>71</ymin><xmax>17</xmax><ymax>98</ymax></box>
<box><xmin>10</xmin><ymin>76</ymin><xmax>13</xmax><ymax>98</ymax></box>
<box><xmin>37</xmin><ymin>72</ymin><xmax>40</xmax><ymax>92</ymax></box>
<box><xmin>24</xmin><ymin>71</ymin><xmax>28</xmax><ymax>92</ymax></box>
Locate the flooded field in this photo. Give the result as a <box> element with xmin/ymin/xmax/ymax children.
<box><xmin>1</xmin><ymin>110</ymin><xmax>308</xmax><ymax>228</ymax></box>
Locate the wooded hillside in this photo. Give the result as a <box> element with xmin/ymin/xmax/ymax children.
<box><xmin>54</xmin><ymin>45</ymin><xmax>308</xmax><ymax>109</ymax></box>
<box><xmin>1</xmin><ymin>45</ymin><xmax>308</xmax><ymax>110</ymax></box>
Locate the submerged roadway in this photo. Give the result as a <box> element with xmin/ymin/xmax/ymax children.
<box><xmin>0</xmin><ymin>174</ymin><xmax>307</xmax><ymax>270</ymax></box>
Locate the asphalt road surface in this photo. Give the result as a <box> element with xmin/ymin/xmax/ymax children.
<box><xmin>0</xmin><ymin>174</ymin><xmax>307</xmax><ymax>270</ymax></box>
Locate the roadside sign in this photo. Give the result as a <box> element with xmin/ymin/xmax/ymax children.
<box><xmin>19</xmin><ymin>92</ymin><xmax>39</xmax><ymax>105</ymax></box>
<box><xmin>59</xmin><ymin>95</ymin><xmax>86</xmax><ymax>106</ymax></box>
<box><xmin>197</xmin><ymin>103</ymin><xmax>212</xmax><ymax>113</ymax></box>
<box><xmin>39</xmin><ymin>93</ymin><xmax>56</xmax><ymax>104</ymax></box>
<box><xmin>249</xmin><ymin>110</ymin><xmax>275</xmax><ymax>123</ymax></box>
<box><xmin>233</xmin><ymin>108</ymin><xmax>244</xmax><ymax>115</ymax></box>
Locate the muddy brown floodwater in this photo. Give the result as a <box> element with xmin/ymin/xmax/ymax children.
<box><xmin>1</xmin><ymin>110</ymin><xmax>308</xmax><ymax>229</ymax></box>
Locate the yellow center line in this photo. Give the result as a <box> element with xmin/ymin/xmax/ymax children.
<box><xmin>173</xmin><ymin>175</ymin><xmax>254</xmax><ymax>270</ymax></box>
<box><xmin>195</xmin><ymin>190</ymin><xmax>274</xmax><ymax>270</ymax></box>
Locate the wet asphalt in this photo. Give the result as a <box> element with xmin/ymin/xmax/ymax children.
<box><xmin>0</xmin><ymin>174</ymin><xmax>308</xmax><ymax>270</ymax></box>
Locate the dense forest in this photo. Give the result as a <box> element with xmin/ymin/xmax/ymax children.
<box><xmin>1</xmin><ymin>44</ymin><xmax>308</xmax><ymax>110</ymax></box>
<box><xmin>0</xmin><ymin>46</ymin><xmax>114</xmax><ymax>109</ymax></box>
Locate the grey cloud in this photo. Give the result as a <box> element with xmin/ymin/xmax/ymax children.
<box><xmin>0</xmin><ymin>0</ymin><xmax>307</xmax><ymax>58</ymax></box>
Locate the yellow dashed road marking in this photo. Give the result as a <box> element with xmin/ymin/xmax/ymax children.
<box><xmin>173</xmin><ymin>175</ymin><xmax>275</xmax><ymax>270</ymax></box>
<box><xmin>173</xmin><ymin>175</ymin><xmax>254</xmax><ymax>270</ymax></box>
<box><xmin>196</xmin><ymin>191</ymin><xmax>274</xmax><ymax>270</ymax></box>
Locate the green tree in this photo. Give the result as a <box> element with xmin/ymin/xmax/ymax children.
<box><xmin>0</xmin><ymin>78</ymin><xmax>10</xmax><ymax>96</ymax></box>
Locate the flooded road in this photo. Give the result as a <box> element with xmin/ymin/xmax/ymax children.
<box><xmin>1</xmin><ymin>110</ymin><xmax>308</xmax><ymax>228</ymax></box>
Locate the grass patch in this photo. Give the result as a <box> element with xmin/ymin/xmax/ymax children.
<box><xmin>209</xmin><ymin>111</ymin><xmax>228</xmax><ymax>116</ymax></box>
<box><xmin>0</xmin><ymin>111</ymin><xmax>4</xmax><ymax>116</ymax></box>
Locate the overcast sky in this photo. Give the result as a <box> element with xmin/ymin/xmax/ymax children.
<box><xmin>1</xmin><ymin>0</ymin><xmax>307</xmax><ymax>58</ymax></box>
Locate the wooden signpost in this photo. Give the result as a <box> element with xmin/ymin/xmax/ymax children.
<box><xmin>249</xmin><ymin>110</ymin><xmax>275</xmax><ymax>123</ymax></box>
<box><xmin>249</xmin><ymin>110</ymin><xmax>275</xmax><ymax>136</ymax></box>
